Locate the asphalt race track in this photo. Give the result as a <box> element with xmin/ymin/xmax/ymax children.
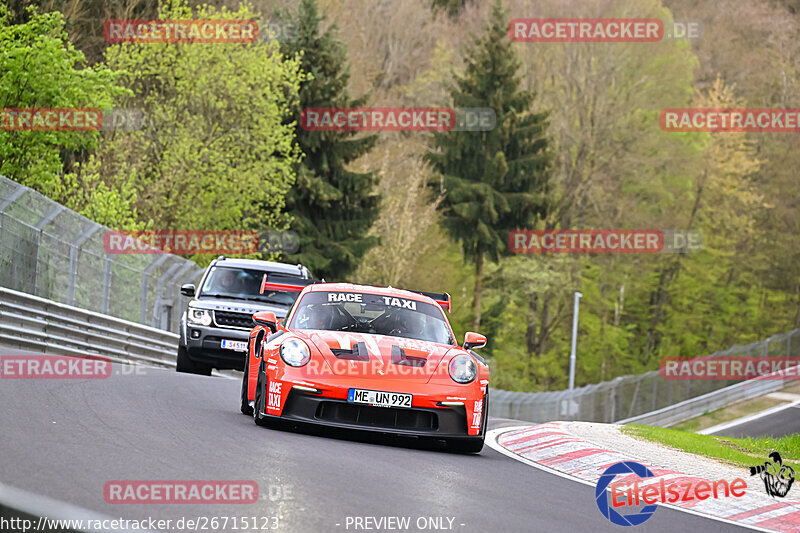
<box><xmin>0</xmin><ymin>362</ymin><xmax>751</xmax><ymax>533</ymax></box>
<box><xmin>710</xmin><ymin>403</ymin><xmax>800</xmax><ymax>439</ymax></box>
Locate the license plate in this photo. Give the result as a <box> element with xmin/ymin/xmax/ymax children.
<box><xmin>348</xmin><ymin>388</ymin><xmax>412</xmax><ymax>408</ymax></box>
<box><xmin>221</xmin><ymin>339</ymin><xmax>247</xmax><ymax>352</ymax></box>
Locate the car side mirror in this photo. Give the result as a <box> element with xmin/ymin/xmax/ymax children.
<box><xmin>180</xmin><ymin>284</ymin><xmax>196</xmax><ymax>297</ymax></box>
<box><xmin>464</xmin><ymin>332</ymin><xmax>487</xmax><ymax>350</ymax></box>
<box><xmin>253</xmin><ymin>311</ymin><xmax>277</xmax><ymax>333</ymax></box>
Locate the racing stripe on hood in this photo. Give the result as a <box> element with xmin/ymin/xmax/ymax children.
<box><xmin>302</xmin><ymin>330</ymin><xmax>450</xmax><ymax>380</ymax></box>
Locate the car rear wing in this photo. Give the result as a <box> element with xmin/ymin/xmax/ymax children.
<box><xmin>407</xmin><ymin>290</ymin><xmax>451</xmax><ymax>313</ymax></box>
<box><xmin>260</xmin><ymin>273</ymin><xmax>324</xmax><ymax>294</ymax></box>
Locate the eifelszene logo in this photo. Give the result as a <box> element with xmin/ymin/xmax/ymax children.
<box><xmin>595</xmin><ymin>462</ymin><xmax>658</xmax><ymax>526</ymax></box>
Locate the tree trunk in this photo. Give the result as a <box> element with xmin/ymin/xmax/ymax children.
<box><xmin>472</xmin><ymin>252</ymin><xmax>484</xmax><ymax>330</ymax></box>
<box><xmin>525</xmin><ymin>294</ymin><xmax>538</xmax><ymax>356</ymax></box>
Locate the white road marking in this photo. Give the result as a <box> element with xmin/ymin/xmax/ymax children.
<box><xmin>699</xmin><ymin>400</ymin><xmax>800</xmax><ymax>435</ymax></box>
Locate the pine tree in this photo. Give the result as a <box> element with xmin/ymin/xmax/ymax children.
<box><xmin>426</xmin><ymin>0</ymin><xmax>551</xmax><ymax>329</ymax></box>
<box><xmin>280</xmin><ymin>0</ymin><xmax>380</xmax><ymax>280</ymax></box>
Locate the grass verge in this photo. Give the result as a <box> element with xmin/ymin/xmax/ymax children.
<box><xmin>622</xmin><ymin>424</ymin><xmax>800</xmax><ymax>472</ymax></box>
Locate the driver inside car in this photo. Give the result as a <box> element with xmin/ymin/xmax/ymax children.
<box><xmin>296</xmin><ymin>304</ymin><xmax>338</xmax><ymax>330</ymax></box>
<box><xmin>214</xmin><ymin>269</ymin><xmax>239</xmax><ymax>293</ymax></box>
<box><xmin>387</xmin><ymin>308</ymin><xmax>426</xmax><ymax>339</ymax></box>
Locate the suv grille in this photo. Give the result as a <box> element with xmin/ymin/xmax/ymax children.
<box><xmin>213</xmin><ymin>310</ymin><xmax>253</xmax><ymax>329</ymax></box>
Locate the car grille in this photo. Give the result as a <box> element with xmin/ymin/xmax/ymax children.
<box><xmin>213</xmin><ymin>310</ymin><xmax>253</xmax><ymax>329</ymax></box>
<box><xmin>315</xmin><ymin>402</ymin><xmax>437</xmax><ymax>431</ymax></box>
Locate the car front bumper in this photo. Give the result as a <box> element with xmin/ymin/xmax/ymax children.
<box><xmin>184</xmin><ymin>323</ymin><xmax>250</xmax><ymax>370</ymax></box>
<box><xmin>258</xmin><ymin>386</ymin><xmax>481</xmax><ymax>438</ymax></box>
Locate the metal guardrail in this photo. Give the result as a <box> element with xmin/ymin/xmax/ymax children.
<box><xmin>4</xmin><ymin>283</ymin><xmax>796</xmax><ymax>428</ymax></box>
<box><xmin>0</xmin><ymin>286</ymin><xmax>178</xmax><ymax>368</ymax></box>
<box><xmin>0</xmin><ymin>175</ymin><xmax>203</xmax><ymax>334</ymax></box>
<box><xmin>488</xmin><ymin>329</ymin><xmax>800</xmax><ymax>425</ymax></box>
<box><xmin>616</xmin><ymin>374</ymin><xmax>785</xmax><ymax>427</ymax></box>
<box><xmin>0</xmin><ymin>481</ymin><xmax>156</xmax><ymax>533</ymax></box>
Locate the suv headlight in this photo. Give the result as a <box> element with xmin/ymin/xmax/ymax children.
<box><xmin>280</xmin><ymin>338</ymin><xmax>311</xmax><ymax>367</ymax></box>
<box><xmin>448</xmin><ymin>354</ymin><xmax>477</xmax><ymax>384</ymax></box>
<box><xmin>187</xmin><ymin>308</ymin><xmax>212</xmax><ymax>326</ymax></box>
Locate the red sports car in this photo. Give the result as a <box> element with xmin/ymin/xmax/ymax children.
<box><xmin>239</xmin><ymin>276</ymin><xmax>490</xmax><ymax>453</ymax></box>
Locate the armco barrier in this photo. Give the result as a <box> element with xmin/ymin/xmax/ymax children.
<box><xmin>616</xmin><ymin>366</ymin><xmax>795</xmax><ymax>427</ymax></box>
<box><xmin>0</xmin><ymin>286</ymin><xmax>177</xmax><ymax>368</ymax></box>
<box><xmin>488</xmin><ymin>329</ymin><xmax>800</xmax><ymax>425</ymax></box>
<box><xmin>3</xmin><ymin>284</ymin><xmax>796</xmax><ymax>428</ymax></box>
<box><xmin>0</xmin><ymin>481</ymin><xmax>156</xmax><ymax>533</ymax></box>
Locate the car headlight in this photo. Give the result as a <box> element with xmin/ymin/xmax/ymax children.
<box><xmin>279</xmin><ymin>338</ymin><xmax>311</xmax><ymax>367</ymax></box>
<box><xmin>187</xmin><ymin>308</ymin><xmax>212</xmax><ymax>326</ymax></box>
<box><xmin>448</xmin><ymin>354</ymin><xmax>477</xmax><ymax>384</ymax></box>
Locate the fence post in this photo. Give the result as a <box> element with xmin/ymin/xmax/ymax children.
<box><xmin>102</xmin><ymin>257</ymin><xmax>113</xmax><ymax>315</ymax></box>
<box><xmin>66</xmin><ymin>225</ymin><xmax>101</xmax><ymax>305</ymax></box>
<box><xmin>140</xmin><ymin>255</ymin><xmax>169</xmax><ymax>324</ymax></box>
<box><xmin>32</xmin><ymin>205</ymin><xmax>64</xmax><ymax>295</ymax></box>
<box><xmin>152</xmin><ymin>261</ymin><xmax>183</xmax><ymax>329</ymax></box>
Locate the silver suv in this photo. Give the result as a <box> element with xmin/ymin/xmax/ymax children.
<box><xmin>177</xmin><ymin>256</ymin><xmax>312</xmax><ymax>375</ymax></box>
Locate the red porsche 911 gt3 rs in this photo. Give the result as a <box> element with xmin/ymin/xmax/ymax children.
<box><xmin>239</xmin><ymin>276</ymin><xmax>490</xmax><ymax>453</ymax></box>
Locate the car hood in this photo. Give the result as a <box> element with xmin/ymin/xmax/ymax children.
<box><xmin>190</xmin><ymin>298</ymin><xmax>290</xmax><ymax>318</ymax></box>
<box><xmin>299</xmin><ymin>330</ymin><xmax>455</xmax><ymax>381</ymax></box>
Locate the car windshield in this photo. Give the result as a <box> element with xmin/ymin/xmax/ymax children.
<box><xmin>288</xmin><ymin>291</ymin><xmax>454</xmax><ymax>345</ymax></box>
<box><xmin>200</xmin><ymin>266</ymin><xmax>299</xmax><ymax>306</ymax></box>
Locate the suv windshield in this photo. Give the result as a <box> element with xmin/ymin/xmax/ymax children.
<box><xmin>200</xmin><ymin>266</ymin><xmax>300</xmax><ymax>306</ymax></box>
<box><xmin>288</xmin><ymin>291</ymin><xmax>454</xmax><ymax>345</ymax></box>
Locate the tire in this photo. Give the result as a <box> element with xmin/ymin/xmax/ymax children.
<box><xmin>253</xmin><ymin>361</ymin><xmax>269</xmax><ymax>427</ymax></box>
<box><xmin>240</xmin><ymin>358</ymin><xmax>253</xmax><ymax>415</ymax></box>
<box><xmin>176</xmin><ymin>345</ymin><xmax>211</xmax><ymax>376</ymax></box>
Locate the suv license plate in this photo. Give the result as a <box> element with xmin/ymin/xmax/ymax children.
<box><xmin>221</xmin><ymin>339</ymin><xmax>247</xmax><ymax>352</ymax></box>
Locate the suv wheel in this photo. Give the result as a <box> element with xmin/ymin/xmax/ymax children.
<box><xmin>176</xmin><ymin>345</ymin><xmax>211</xmax><ymax>376</ymax></box>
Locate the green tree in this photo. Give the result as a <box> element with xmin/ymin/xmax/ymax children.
<box><xmin>426</xmin><ymin>0</ymin><xmax>551</xmax><ymax>329</ymax></box>
<box><xmin>281</xmin><ymin>0</ymin><xmax>380</xmax><ymax>280</ymax></box>
<box><xmin>99</xmin><ymin>0</ymin><xmax>303</xmax><ymax>258</ymax></box>
<box><xmin>0</xmin><ymin>5</ymin><xmax>129</xmax><ymax>200</ymax></box>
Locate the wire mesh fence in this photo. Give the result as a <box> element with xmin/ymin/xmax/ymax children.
<box><xmin>3</xmin><ymin>175</ymin><xmax>798</xmax><ymax>422</ymax></box>
<box><xmin>490</xmin><ymin>329</ymin><xmax>800</xmax><ymax>424</ymax></box>
<box><xmin>0</xmin><ymin>175</ymin><xmax>203</xmax><ymax>333</ymax></box>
